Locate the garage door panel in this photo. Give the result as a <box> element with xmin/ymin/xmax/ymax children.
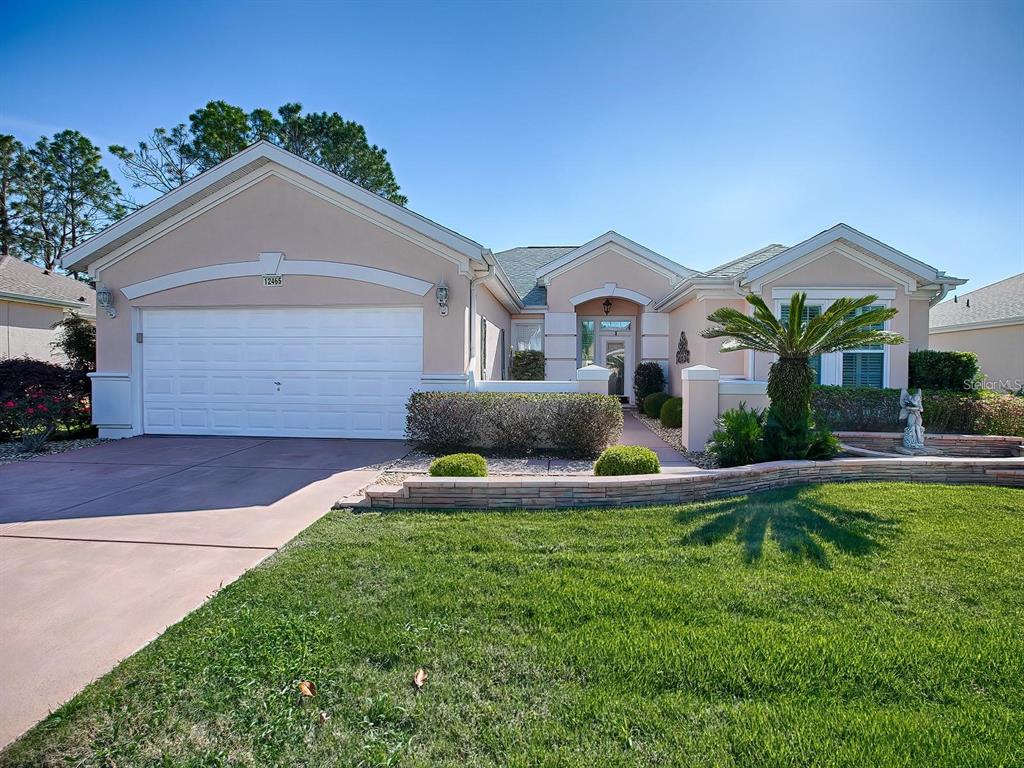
<box><xmin>142</xmin><ymin>307</ymin><xmax>422</xmax><ymax>439</ymax></box>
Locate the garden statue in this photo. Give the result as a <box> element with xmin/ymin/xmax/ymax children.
<box><xmin>899</xmin><ymin>388</ymin><xmax>925</xmax><ymax>450</ymax></box>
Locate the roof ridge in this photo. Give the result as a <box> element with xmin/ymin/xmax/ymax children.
<box><xmin>700</xmin><ymin>243</ymin><xmax>786</xmax><ymax>276</ymax></box>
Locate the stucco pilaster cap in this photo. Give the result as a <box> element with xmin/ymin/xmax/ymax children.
<box><xmin>576</xmin><ymin>364</ymin><xmax>613</xmax><ymax>381</ymax></box>
<box><xmin>680</xmin><ymin>364</ymin><xmax>720</xmax><ymax>381</ymax></box>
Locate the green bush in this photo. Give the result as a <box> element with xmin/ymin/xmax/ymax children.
<box><xmin>909</xmin><ymin>350</ymin><xmax>981</xmax><ymax>391</ymax></box>
<box><xmin>707</xmin><ymin>403</ymin><xmax>764</xmax><ymax>467</ymax></box>
<box><xmin>633</xmin><ymin>362</ymin><xmax>666</xmax><ymax>403</ymax></box>
<box><xmin>406</xmin><ymin>392</ymin><xmax>623</xmax><ymax>457</ymax></box>
<box><xmin>659</xmin><ymin>397</ymin><xmax>683</xmax><ymax>428</ymax></box>
<box><xmin>429</xmin><ymin>453</ymin><xmax>488</xmax><ymax>477</ymax></box>
<box><xmin>812</xmin><ymin>386</ymin><xmax>1024</xmax><ymax>437</ymax></box>
<box><xmin>594</xmin><ymin>445</ymin><xmax>660</xmax><ymax>476</ymax></box>
<box><xmin>643</xmin><ymin>392</ymin><xmax>671</xmax><ymax>419</ymax></box>
<box><xmin>510</xmin><ymin>350</ymin><xmax>545</xmax><ymax>381</ymax></box>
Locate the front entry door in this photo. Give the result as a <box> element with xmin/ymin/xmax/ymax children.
<box><xmin>600</xmin><ymin>335</ymin><xmax>632</xmax><ymax>400</ymax></box>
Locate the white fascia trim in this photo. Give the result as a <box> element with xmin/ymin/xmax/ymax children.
<box><xmin>569</xmin><ymin>283</ymin><xmax>653</xmax><ymax>307</ymax></box>
<box><xmin>770</xmin><ymin>287</ymin><xmax>897</xmax><ymax>301</ymax></box>
<box><xmin>63</xmin><ymin>141</ymin><xmax>486</xmax><ymax>271</ymax></box>
<box><xmin>653</xmin><ymin>278</ymin><xmax>736</xmax><ymax>312</ymax></box>
<box><xmin>929</xmin><ymin>316</ymin><xmax>1024</xmax><ymax>334</ymax></box>
<box><xmin>742</xmin><ymin>224</ymin><xmax>944</xmax><ymax>286</ymax></box>
<box><xmin>121</xmin><ymin>257</ymin><xmax>433</xmax><ymax>299</ymax></box>
<box><xmin>745</xmin><ymin>241</ymin><xmax>918</xmax><ymax>293</ymax></box>
<box><xmin>482</xmin><ymin>251</ymin><xmax>524</xmax><ymax>312</ymax></box>
<box><xmin>535</xmin><ymin>231</ymin><xmax>696</xmax><ymax>283</ymax></box>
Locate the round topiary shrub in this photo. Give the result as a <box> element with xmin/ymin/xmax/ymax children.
<box><xmin>594</xmin><ymin>445</ymin><xmax>661</xmax><ymax>476</ymax></box>
<box><xmin>659</xmin><ymin>397</ymin><xmax>683</xmax><ymax>428</ymax></box>
<box><xmin>633</xmin><ymin>361</ymin><xmax>666</xmax><ymax>403</ymax></box>
<box><xmin>429</xmin><ymin>453</ymin><xmax>488</xmax><ymax>477</ymax></box>
<box><xmin>642</xmin><ymin>392</ymin><xmax>671</xmax><ymax>419</ymax></box>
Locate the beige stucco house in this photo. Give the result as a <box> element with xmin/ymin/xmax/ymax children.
<box><xmin>60</xmin><ymin>142</ymin><xmax>964</xmax><ymax>439</ymax></box>
<box><xmin>0</xmin><ymin>255</ymin><xmax>96</xmax><ymax>363</ymax></box>
<box><xmin>929</xmin><ymin>273</ymin><xmax>1024</xmax><ymax>392</ymax></box>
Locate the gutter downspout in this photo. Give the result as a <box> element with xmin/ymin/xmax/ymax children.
<box><xmin>467</xmin><ymin>260</ymin><xmax>496</xmax><ymax>387</ymax></box>
<box><xmin>929</xmin><ymin>282</ymin><xmax>953</xmax><ymax>307</ymax></box>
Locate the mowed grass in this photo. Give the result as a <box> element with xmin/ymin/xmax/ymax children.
<box><xmin>4</xmin><ymin>483</ymin><xmax>1023</xmax><ymax>767</ymax></box>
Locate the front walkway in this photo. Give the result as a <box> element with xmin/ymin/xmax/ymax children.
<box><xmin>0</xmin><ymin>436</ymin><xmax>407</xmax><ymax>747</ymax></box>
<box><xmin>618</xmin><ymin>410</ymin><xmax>696</xmax><ymax>470</ymax></box>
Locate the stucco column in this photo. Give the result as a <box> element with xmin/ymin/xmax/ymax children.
<box><xmin>544</xmin><ymin>311</ymin><xmax>577</xmax><ymax>380</ymax></box>
<box><xmin>576</xmin><ymin>364</ymin><xmax>612</xmax><ymax>395</ymax></box>
<box><xmin>640</xmin><ymin>311</ymin><xmax>670</xmax><ymax>378</ymax></box>
<box><xmin>680</xmin><ymin>364</ymin><xmax>720</xmax><ymax>450</ymax></box>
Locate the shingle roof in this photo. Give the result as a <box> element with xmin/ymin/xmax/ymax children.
<box><xmin>492</xmin><ymin>242</ymin><xmax>794</xmax><ymax>307</ymax></box>
<box><xmin>0</xmin><ymin>256</ymin><xmax>96</xmax><ymax>314</ymax></box>
<box><xmin>493</xmin><ymin>246</ymin><xmax>576</xmax><ymax>307</ymax></box>
<box><xmin>699</xmin><ymin>244</ymin><xmax>789</xmax><ymax>279</ymax></box>
<box><xmin>929</xmin><ymin>272</ymin><xmax>1024</xmax><ymax>329</ymax></box>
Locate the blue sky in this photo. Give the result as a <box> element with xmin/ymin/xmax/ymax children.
<box><xmin>2</xmin><ymin>0</ymin><xmax>1022</xmax><ymax>290</ymax></box>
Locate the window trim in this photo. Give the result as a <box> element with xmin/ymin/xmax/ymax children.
<box><xmin>510</xmin><ymin>319</ymin><xmax>544</xmax><ymax>353</ymax></box>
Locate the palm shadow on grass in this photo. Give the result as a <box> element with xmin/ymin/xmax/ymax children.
<box><xmin>675</xmin><ymin>486</ymin><xmax>898</xmax><ymax>567</ymax></box>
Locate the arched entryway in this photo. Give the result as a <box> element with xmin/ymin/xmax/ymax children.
<box><xmin>574</xmin><ymin>296</ymin><xmax>645</xmax><ymax>400</ymax></box>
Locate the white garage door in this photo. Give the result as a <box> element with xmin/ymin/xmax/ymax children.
<box><xmin>141</xmin><ymin>307</ymin><xmax>422</xmax><ymax>439</ymax></box>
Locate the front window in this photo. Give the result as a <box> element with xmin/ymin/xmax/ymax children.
<box><xmin>512</xmin><ymin>321</ymin><xmax>543</xmax><ymax>352</ymax></box>
<box><xmin>580</xmin><ymin>319</ymin><xmax>595</xmax><ymax>367</ymax></box>
<box><xmin>599</xmin><ymin>319</ymin><xmax>631</xmax><ymax>333</ymax></box>
<box><xmin>841</xmin><ymin>305</ymin><xmax>885</xmax><ymax>388</ymax></box>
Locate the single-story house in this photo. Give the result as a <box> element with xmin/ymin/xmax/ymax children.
<box><xmin>928</xmin><ymin>273</ymin><xmax>1024</xmax><ymax>392</ymax></box>
<box><xmin>60</xmin><ymin>141</ymin><xmax>965</xmax><ymax>439</ymax></box>
<box><xmin>0</xmin><ymin>255</ymin><xmax>96</xmax><ymax>363</ymax></box>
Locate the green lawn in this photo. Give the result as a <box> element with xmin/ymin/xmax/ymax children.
<box><xmin>4</xmin><ymin>483</ymin><xmax>1023</xmax><ymax>767</ymax></box>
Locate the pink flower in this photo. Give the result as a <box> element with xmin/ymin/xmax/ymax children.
<box><xmin>4</xmin><ymin>401</ymin><xmax>14</xmax><ymax>409</ymax></box>
<box><xmin>26</xmin><ymin>407</ymin><xmax>34</xmax><ymax>415</ymax></box>
<box><xmin>36</xmin><ymin>405</ymin><xmax>47</xmax><ymax>413</ymax></box>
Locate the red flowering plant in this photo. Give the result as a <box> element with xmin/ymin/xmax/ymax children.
<box><xmin>5</xmin><ymin>384</ymin><xmax>90</xmax><ymax>452</ymax></box>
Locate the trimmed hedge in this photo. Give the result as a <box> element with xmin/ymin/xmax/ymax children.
<box><xmin>510</xmin><ymin>350</ymin><xmax>545</xmax><ymax>381</ymax></box>
<box><xmin>406</xmin><ymin>392</ymin><xmax>623</xmax><ymax>458</ymax></box>
<box><xmin>909</xmin><ymin>349</ymin><xmax>980</xmax><ymax>391</ymax></box>
<box><xmin>633</xmin><ymin>362</ymin><xmax>665</xmax><ymax>404</ymax></box>
<box><xmin>643</xmin><ymin>392</ymin><xmax>671</xmax><ymax>419</ymax></box>
<box><xmin>594</xmin><ymin>445</ymin><xmax>660</xmax><ymax>476</ymax></box>
<box><xmin>812</xmin><ymin>386</ymin><xmax>1024</xmax><ymax>437</ymax></box>
<box><xmin>429</xmin><ymin>453</ymin><xmax>488</xmax><ymax>477</ymax></box>
<box><xmin>660</xmin><ymin>397</ymin><xmax>683</xmax><ymax>428</ymax></box>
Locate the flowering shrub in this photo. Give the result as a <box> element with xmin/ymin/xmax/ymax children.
<box><xmin>5</xmin><ymin>385</ymin><xmax>90</xmax><ymax>452</ymax></box>
<box><xmin>0</xmin><ymin>358</ymin><xmax>91</xmax><ymax>448</ymax></box>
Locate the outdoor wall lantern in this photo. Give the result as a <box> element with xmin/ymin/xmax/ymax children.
<box><xmin>96</xmin><ymin>283</ymin><xmax>117</xmax><ymax>318</ymax></box>
<box><xmin>435</xmin><ymin>282</ymin><xmax>449</xmax><ymax>317</ymax></box>
<box><xmin>602</xmin><ymin>298</ymin><xmax>612</xmax><ymax>315</ymax></box>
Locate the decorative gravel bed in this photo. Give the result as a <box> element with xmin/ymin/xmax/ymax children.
<box><xmin>634</xmin><ymin>412</ymin><xmax>719</xmax><ymax>469</ymax></box>
<box><xmin>0</xmin><ymin>438</ymin><xmax>106</xmax><ymax>466</ymax></box>
<box><xmin>362</xmin><ymin>450</ymin><xmax>596</xmax><ymax>494</ymax></box>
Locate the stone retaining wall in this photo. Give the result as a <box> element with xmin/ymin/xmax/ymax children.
<box><xmin>365</xmin><ymin>456</ymin><xmax>1024</xmax><ymax>510</ymax></box>
<box><xmin>835</xmin><ymin>432</ymin><xmax>1024</xmax><ymax>457</ymax></box>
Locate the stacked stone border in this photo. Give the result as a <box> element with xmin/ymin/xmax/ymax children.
<box><xmin>365</xmin><ymin>456</ymin><xmax>1024</xmax><ymax>510</ymax></box>
<box><xmin>835</xmin><ymin>432</ymin><xmax>1023</xmax><ymax>458</ymax></box>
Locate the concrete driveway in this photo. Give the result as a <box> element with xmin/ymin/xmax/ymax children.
<box><xmin>0</xmin><ymin>436</ymin><xmax>407</xmax><ymax>748</ymax></box>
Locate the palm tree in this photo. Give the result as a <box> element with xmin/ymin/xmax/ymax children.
<box><xmin>702</xmin><ymin>292</ymin><xmax>904</xmax><ymax>459</ymax></box>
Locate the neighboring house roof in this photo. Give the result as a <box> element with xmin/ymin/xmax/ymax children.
<box><xmin>61</xmin><ymin>141</ymin><xmax>488</xmax><ymax>272</ymax></box>
<box><xmin>0</xmin><ymin>256</ymin><xmax>96</xmax><ymax>316</ymax></box>
<box><xmin>492</xmin><ymin>246</ymin><xmax>575</xmax><ymax>307</ymax></box>
<box><xmin>929</xmin><ymin>272</ymin><xmax>1024</xmax><ymax>331</ymax></box>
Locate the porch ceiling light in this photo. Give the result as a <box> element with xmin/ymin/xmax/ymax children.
<box><xmin>602</xmin><ymin>298</ymin><xmax>612</xmax><ymax>315</ymax></box>
<box><xmin>96</xmin><ymin>283</ymin><xmax>117</xmax><ymax>318</ymax></box>
<box><xmin>435</xmin><ymin>282</ymin><xmax>449</xmax><ymax>317</ymax></box>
